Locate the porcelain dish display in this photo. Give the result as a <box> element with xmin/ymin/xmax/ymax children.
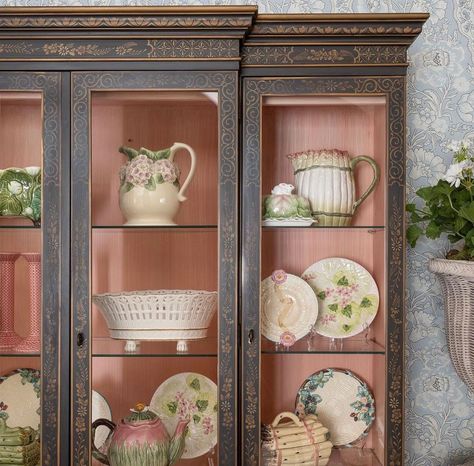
<box><xmin>0</xmin><ymin>369</ymin><xmax>40</xmax><ymax>432</ymax></box>
<box><xmin>262</xmin><ymin>183</ymin><xmax>314</xmax><ymax>227</ymax></box>
<box><xmin>93</xmin><ymin>289</ymin><xmax>217</xmax><ymax>352</ymax></box>
<box><xmin>261</xmin><ymin>270</ymin><xmax>319</xmax><ymax>345</ymax></box>
<box><xmin>295</xmin><ymin>368</ymin><xmax>375</xmax><ymax>446</ymax></box>
<box><xmin>0</xmin><ymin>167</ymin><xmax>41</xmax><ymax>226</ymax></box>
<box><xmin>302</xmin><ymin>258</ymin><xmax>379</xmax><ymax>339</ymax></box>
<box><xmin>149</xmin><ymin>372</ymin><xmax>218</xmax><ymax>459</ymax></box>
<box><xmin>92</xmin><ymin>390</ymin><xmax>112</xmax><ymax>450</ymax></box>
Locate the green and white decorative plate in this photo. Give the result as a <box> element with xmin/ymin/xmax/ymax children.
<box><xmin>0</xmin><ymin>369</ymin><xmax>40</xmax><ymax>431</ymax></box>
<box><xmin>302</xmin><ymin>258</ymin><xmax>379</xmax><ymax>338</ymax></box>
<box><xmin>295</xmin><ymin>368</ymin><xmax>375</xmax><ymax>446</ymax></box>
<box><xmin>149</xmin><ymin>372</ymin><xmax>217</xmax><ymax>459</ymax></box>
<box><xmin>261</xmin><ymin>270</ymin><xmax>319</xmax><ymax>345</ymax></box>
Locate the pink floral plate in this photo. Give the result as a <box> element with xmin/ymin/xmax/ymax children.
<box><xmin>302</xmin><ymin>258</ymin><xmax>379</xmax><ymax>339</ymax></box>
<box><xmin>149</xmin><ymin>372</ymin><xmax>217</xmax><ymax>459</ymax></box>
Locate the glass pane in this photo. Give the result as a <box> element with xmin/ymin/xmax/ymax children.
<box><xmin>90</xmin><ymin>90</ymin><xmax>219</xmax><ymax>465</ymax></box>
<box><xmin>0</xmin><ymin>91</ymin><xmax>42</xmax><ymax>457</ymax></box>
<box><xmin>260</xmin><ymin>95</ymin><xmax>386</xmax><ymax>464</ymax></box>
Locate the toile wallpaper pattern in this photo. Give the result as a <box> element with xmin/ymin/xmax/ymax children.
<box><xmin>2</xmin><ymin>0</ymin><xmax>473</xmax><ymax>464</ymax></box>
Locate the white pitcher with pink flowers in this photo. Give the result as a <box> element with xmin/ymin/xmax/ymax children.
<box><xmin>118</xmin><ymin>142</ymin><xmax>196</xmax><ymax>225</ymax></box>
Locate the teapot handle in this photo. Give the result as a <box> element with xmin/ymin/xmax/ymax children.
<box><xmin>92</xmin><ymin>418</ymin><xmax>116</xmax><ymax>465</ymax></box>
<box><xmin>169</xmin><ymin>142</ymin><xmax>197</xmax><ymax>202</ymax></box>
<box><xmin>350</xmin><ymin>155</ymin><xmax>380</xmax><ymax>213</ymax></box>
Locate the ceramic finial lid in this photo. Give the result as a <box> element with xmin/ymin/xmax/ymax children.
<box><xmin>125</xmin><ymin>403</ymin><xmax>157</xmax><ymax>424</ymax></box>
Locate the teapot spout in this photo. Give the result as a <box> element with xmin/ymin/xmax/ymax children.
<box><xmin>169</xmin><ymin>419</ymin><xmax>189</xmax><ymax>465</ymax></box>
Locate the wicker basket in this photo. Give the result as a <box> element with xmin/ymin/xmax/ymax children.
<box><xmin>93</xmin><ymin>290</ymin><xmax>217</xmax><ymax>352</ymax></box>
<box><xmin>429</xmin><ymin>259</ymin><xmax>474</xmax><ymax>392</ymax></box>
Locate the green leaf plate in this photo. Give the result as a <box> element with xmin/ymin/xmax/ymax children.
<box><xmin>301</xmin><ymin>258</ymin><xmax>379</xmax><ymax>339</ymax></box>
<box><xmin>149</xmin><ymin>372</ymin><xmax>217</xmax><ymax>459</ymax></box>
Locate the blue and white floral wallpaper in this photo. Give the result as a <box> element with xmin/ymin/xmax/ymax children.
<box><xmin>1</xmin><ymin>0</ymin><xmax>473</xmax><ymax>464</ymax></box>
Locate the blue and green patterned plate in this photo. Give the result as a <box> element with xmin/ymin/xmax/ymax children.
<box><xmin>0</xmin><ymin>369</ymin><xmax>40</xmax><ymax>432</ymax></box>
<box><xmin>295</xmin><ymin>368</ymin><xmax>375</xmax><ymax>446</ymax></box>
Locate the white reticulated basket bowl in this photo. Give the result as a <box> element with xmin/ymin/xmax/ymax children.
<box><xmin>429</xmin><ymin>258</ymin><xmax>474</xmax><ymax>392</ymax></box>
<box><xmin>93</xmin><ymin>290</ymin><xmax>217</xmax><ymax>352</ymax></box>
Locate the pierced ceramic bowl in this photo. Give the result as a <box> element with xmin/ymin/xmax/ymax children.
<box><xmin>93</xmin><ymin>290</ymin><xmax>217</xmax><ymax>352</ymax></box>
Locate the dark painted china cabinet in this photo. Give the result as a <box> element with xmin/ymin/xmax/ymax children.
<box><xmin>0</xmin><ymin>7</ymin><xmax>426</xmax><ymax>466</ymax></box>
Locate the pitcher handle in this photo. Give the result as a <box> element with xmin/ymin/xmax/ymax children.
<box><xmin>92</xmin><ymin>418</ymin><xmax>116</xmax><ymax>465</ymax></box>
<box><xmin>169</xmin><ymin>142</ymin><xmax>197</xmax><ymax>202</ymax></box>
<box><xmin>350</xmin><ymin>155</ymin><xmax>380</xmax><ymax>213</ymax></box>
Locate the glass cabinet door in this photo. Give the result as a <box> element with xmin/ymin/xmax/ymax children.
<box><xmin>71</xmin><ymin>72</ymin><xmax>238</xmax><ymax>466</ymax></box>
<box><xmin>0</xmin><ymin>73</ymin><xmax>62</xmax><ymax>464</ymax></box>
<box><xmin>242</xmin><ymin>77</ymin><xmax>405</xmax><ymax>465</ymax></box>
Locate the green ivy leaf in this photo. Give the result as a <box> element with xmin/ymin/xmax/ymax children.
<box><xmin>342</xmin><ymin>305</ymin><xmax>352</xmax><ymax>318</ymax></box>
<box><xmin>30</xmin><ymin>188</ymin><xmax>41</xmax><ymax>219</ymax></box>
<box><xmin>123</xmin><ymin>182</ymin><xmax>134</xmax><ymax>193</ymax></box>
<box><xmin>317</xmin><ymin>291</ymin><xmax>326</xmax><ymax>300</ymax></box>
<box><xmin>213</xmin><ymin>403</ymin><xmax>218</xmax><ymax>412</ymax></box>
<box><xmin>193</xmin><ymin>414</ymin><xmax>201</xmax><ymax>424</ymax></box>
<box><xmin>190</xmin><ymin>378</ymin><xmax>200</xmax><ymax>391</ymax></box>
<box><xmin>416</xmin><ymin>186</ymin><xmax>436</xmax><ymax>201</ymax></box>
<box><xmin>196</xmin><ymin>400</ymin><xmax>208</xmax><ymax>412</ymax></box>
<box><xmin>360</xmin><ymin>297</ymin><xmax>371</xmax><ymax>308</ymax></box>
<box><xmin>144</xmin><ymin>176</ymin><xmax>156</xmax><ymax>191</ymax></box>
<box><xmin>455</xmin><ymin>217</ymin><xmax>468</xmax><ymax>232</ymax></box>
<box><xmin>407</xmin><ymin>225</ymin><xmax>423</xmax><ymax>248</ymax></box>
<box><xmin>138</xmin><ymin>147</ymin><xmax>156</xmax><ymax>159</ymax></box>
<box><xmin>167</xmin><ymin>401</ymin><xmax>178</xmax><ymax>414</ymax></box>
<box><xmin>153</xmin><ymin>148</ymin><xmax>171</xmax><ymax>160</ymax></box>
<box><xmin>342</xmin><ymin>324</ymin><xmax>351</xmax><ymax>332</ymax></box>
<box><xmin>459</xmin><ymin>202</ymin><xmax>474</xmax><ymax>224</ymax></box>
<box><xmin>119</xmin><ymin>146</ymin><xmax>138</xmax><ymax>160</ymax></box>
<box><xmin>328</xmin><ymin>304</ymin><xmax>338</xmax><ymax>312</ymax></box>
<box><xmin>337</xmin><ymin>276</ymin><xmax>349</xmax><ymax>286</ymax></box>
<box><xmin>426</xmin><ymin>221</ymin><xmax>441</xmax><ymax>239</ymax></box>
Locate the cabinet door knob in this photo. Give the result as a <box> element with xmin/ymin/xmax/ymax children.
<box><xmin>248</xmin><ymin>329</ymin><xmax>254</xmax><ymax>344</ymax></box>
<box><xmin>77</xmin><ymin>332</ymin><xmax>85</xmax><ymax>347</ymax></box>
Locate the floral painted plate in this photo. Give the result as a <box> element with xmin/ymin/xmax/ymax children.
<box><xmin>261</xmin><ymin>270</ymin><xmax>319</xmax><ymax>345</ymax></box>
<box><xmin>302</xmin><ymin>258</ymin><xmax>379</xmax><ymax>338</ymax></box>
<box><xmin>0</xmin><ymin>369</ymin><xmax>40</xmax><ymax>431</ymax></box>
<box><xmin>295</xmin><ymin>368</ymin><xmax>375</xmax><ymax>446</ymax></box>
<box><xmin>92</xmin><ymin>390</ymin><xmax>112</xmax><ymax>449</ymax></box>
<box><xmin>149</xmin><ymin>372</ymin><xmax>217</xmax><ymax>459</ymax></box>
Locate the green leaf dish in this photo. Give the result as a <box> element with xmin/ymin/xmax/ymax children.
<box><xmin>262</xmin><ymin>183</ymin><xmax>314</xmax><ymax>227</ymax></box>
<box><xmin>0</xmin><ymin>167</ymin><xmax>41</xmax><ymax>226</ymax></box>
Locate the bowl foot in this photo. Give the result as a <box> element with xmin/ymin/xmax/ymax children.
<box><xmin>176</xmin><ymin>340</ymin><xmax>188</xmax><ymax>353</ymax></box>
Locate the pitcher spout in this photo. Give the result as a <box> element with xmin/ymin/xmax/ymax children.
<box><xmin>169</xmin><ymin>419</ymin><xmax>189</xmax><ymax>466</ymax></box>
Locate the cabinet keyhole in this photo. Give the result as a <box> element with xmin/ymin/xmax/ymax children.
<box><xmin>248</xmin><ymin>329</ymin><xmax>254</xmax><ymax>344</ymax></box>
<box><xmin>77</xmin><ymin>332</ymin><xmax>85</xmax><ymax>347</ymax></box>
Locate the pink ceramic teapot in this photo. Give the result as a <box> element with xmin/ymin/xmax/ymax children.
<box><xmin>92</xmin><ymin>403</ymin><xmax>189</xmax><ymax>466</ymax></box>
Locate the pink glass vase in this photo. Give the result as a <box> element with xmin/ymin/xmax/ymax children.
<box><xmin>0</xmin><ymin>252</ymin><xmax>22</xmax><ymax>351</ymax></box>
<box><xmin>15</xmin><ymin>253</ymin><xmax>41</xmax><ymax>353</ymax></box>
